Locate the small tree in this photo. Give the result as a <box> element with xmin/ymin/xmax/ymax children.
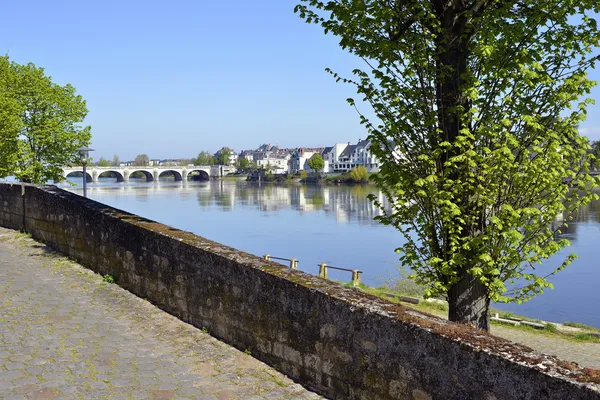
<box><xmin>195</xmin><ymin>151</ymin><xmax>214</xmax><ymax>165</ymax></box>
<box><xmin>133</xmin><ymin>154</ymin><xmax>149</xmax><ymax>166</ymax></box>
<box><xmin>297</xmin><ymin>0</ymin><xmax>600</xmax><ymax>330</ymax></box>
<box><xmin>111</xmin><ymin>154</ymin><xmax>120</xmax><ymax>166</ymax></box>
<box><xmin>0</xmin><ymin>57</ymin><xmax>91</xmax><ymax>183</ymax></box>
<box><xmin>97</xmin><ymin>157</ymin><xmax>111</xmax><ymax>167</ymax></box>
<box><xmin>308</xmin><ymin>153</ymin><xmax>325</xmax><ymax>172</ymax></box>
<box><xmin>216</xmin><ymin>148</ymin><xmax>233</xmax><ymax>165</ymax></box>
<box><xmin>237</xmin><ymin>157</ymin><xmax>250</xmax><ymax>170</ymax></box>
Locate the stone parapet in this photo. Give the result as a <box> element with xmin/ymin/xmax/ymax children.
<box><xmin>0</xmin><ymin>182</ymin><xmax>598</xmax><ymax>399</ymax></box>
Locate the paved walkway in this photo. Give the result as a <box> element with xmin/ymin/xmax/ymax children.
<box><xmin>0</xmin><ymin>228</ymin><xmax>323</xmax><ymax>400</ymax></box>
<box><xmin>492</xmin><ymin>325</ymin><xmax>600</xmax><ymax>370</ymax></box>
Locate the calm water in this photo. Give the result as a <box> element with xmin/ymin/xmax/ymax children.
<box><xmin>55</xmin><ymin>178</ymin><xmax>599</xmax><ymax>327</ymax></box>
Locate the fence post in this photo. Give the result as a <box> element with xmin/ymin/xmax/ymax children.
<box><xmin>352</xmin><ymin>270</ymin><xmax>361</xmax><ymax>287</ymax></box>
<box><xmin>290</xmin><ymin>258</ymin><xmax>298</xmax><ymax>270</ymax></box>
<box><xmin>263</xmin><ymin>254</ymin><xmax>271</xmax><ymax>261</ymax></box>
<box><xmin>319</xmin><ymin>263</ymin><xmax>328</xmax><ymax>279</ymax></box>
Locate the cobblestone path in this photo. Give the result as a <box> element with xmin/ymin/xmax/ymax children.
<box><xmin>0</xmin><ymin>228</ymin><xmax>323</xmax><ymax>400</ymax></box>
<box><xmin>492</xmin><ymin>326</ymin><xmax>600</xmax><ymax>370</ymax></box>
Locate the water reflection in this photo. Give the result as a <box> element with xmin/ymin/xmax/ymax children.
<box><xmin>50</xmin><ymin>179</ymin><xmax>600</xmax><ymax>327</ymax></box>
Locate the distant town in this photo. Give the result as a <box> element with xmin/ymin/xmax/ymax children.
<box><xmin>96</xmin><ymin>139</ymin><xmax>384</xmax><ymax>175</ymax></box>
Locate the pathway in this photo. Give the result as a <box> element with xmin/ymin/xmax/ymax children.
<box><xmin>0</xmin><ymin>227</ymin><xmax>322</xmax><ymax>400</ymax></box>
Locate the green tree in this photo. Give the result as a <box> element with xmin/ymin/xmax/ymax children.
<box><xmin>111</xmin><ymin>154</ymin><xmax>120</xmax><ymax>166</ymax></box>
<box><xmin>195</xmin><ymin>151</ymin><xmax>214</xmax><ymax>165</ymax></box>
<box><xmin>297</xmin><ymin>1</ymin><xmax>600</xmax><ymax>330</ymax></box>
<box><xmin>307</xmin><ymin>153</ymin><xmax>325</xmax><ymax>172</ymax></box>
<box><xmin>0</xmin><ymin>57</ymin><xmax>91</xmax><ymax>183</ymax></box>
<box><xmin>133</xmin><ymin>154</ymin><xmax>149</xmax><ymax>166</ymax></box>
<box><xmin>97</xmin><ymin>157</ymin><xmax>111</xmax><ymax>167</ymax></box>
<box><xmin>0</xmin><ymin>57</ymin><xmax>20</xmax><ymax>178</ymax></box>
<box><xmin>237</xmin><ymin>157</ymin><xmax>250</xmax><ymax>170</ymax></box>
<box><xmin>216</xmin><ymin>148</ymin><xmax>233</xmax><ymax>165</ymax></box>
<box><xmin>349</xmin><ymin>166</ymin><xmax>368</xmax><ymax>183</ymax></box>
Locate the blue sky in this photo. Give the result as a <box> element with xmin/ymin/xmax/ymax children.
<box><xmin>2</xmin><ymin>1</ymin><xmax>600</xmax><ymax>161</ymax></box>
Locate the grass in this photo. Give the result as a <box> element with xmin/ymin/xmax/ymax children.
<box><xmin>564</xmin><ymin>321</ymin><xmax>600</xmax><ymax>330</ymax></box>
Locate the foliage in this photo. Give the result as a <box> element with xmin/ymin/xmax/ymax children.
<box><xmin>97</xmin><ymin>157</ymin><xmax>111</xmax><ymax>167</ymax></box>
<box><xmin>590</xmin><ymin>140</ymin><xmax>600</xmax><ymax>169</ymax></box>
<box><xmin>0</xmin><ymin>57</ymin><xmax>20</xmax><ymax>178</ymax></box>
<box><xmin>195</xmin><ymin>151</ymin><xmax>215</xmax><ymax>166</ymax></box>
<box><xmin>308</xmin><ymin>153</ymin><xmax>325</xmax><ymax>172</ymax></box>
<box><xmin>349</xmin><ymin>166</ymin><xmax>368</xmax><ymax>183</ymax></box>
<box><xmin>111</xmin><ymin>154</ymin><xmax>120</xmax><ymax>167</ymax></box>
<box><xmin>299</xmin><ymin>170</ymin><xmax>308</xmax><ymax>181</ymax></box>
<box><xmin>297</xmin><ymin>0</ymin><xmax>600</xmax><ymax>330</ymax></box>
<box><xmin>133</xmin><ymin>154</ymin><xmax>149</xmax><ymax>166</ymax></box>
<box><xmin>237</xmin><ymin>157</ymin><xmax>250</xmax><ymax>170</ymax></box>
<box><xmin>216</xmin><ymin>148</ymin><xmax>233</xmax><ymax>165</ymax></box>
<box><xmin>0</xmin><ymin>56</ymin><xmax>91</xmax><ymax>183</ymax></box>
<box><xmin>102</xmin><ymin>274</ymin><xmax>115</xmax><ymax>284</ymax></box>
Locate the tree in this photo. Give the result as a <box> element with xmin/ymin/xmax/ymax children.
<box><xmin>133</xmin><ymin>154</ymin><xmax>149</xmax><ymax>166</ymax></box>
<box><xmin>307</xmin><ymin>153</ymin><xmax>325</xmax><ymax>172</ymax></box>
<box><xmin>297</xmin><ymin>1</ymin><xmax>600</xmax><ymax>330</ymax></box>
<box><xmin>0</xmin><ymin>57</ymin><xmax>20</xmax><ymax>179</ymax></box>
<box><xmin>111</xmin><ymin>154</ymin><xmax>120</xmax><ymax>167</ymax></box>
<box><xmin>195</xmin><ymin>151</ymin><xmax>214</xmax><ymax>166</ymax></box>
<box><xmin>0</xmin><ymin>57</ymin><xmax>91</xmax><ymax>183</ymax></box>
<box><xmin>216</xmin><ymin>148</ymin><xmax>233</xmax><ymax>165</ymax></box>
<box><xmin>237</xmin><ymin>157</ymin><xmax>250</xmax><ymax>170</ymax></box>
<box><xmin>97</xmin><ymin>157</ymin><xmax>111</xmax><ymax>167</ymax></box>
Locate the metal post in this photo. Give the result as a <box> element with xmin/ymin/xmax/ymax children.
<box><xmin>263</xmin><ymin>254</ymin><xmax>271</xmax><ymax>261</ymax></box>
<box><xmin>352</xmin><ymin>270</ymin><xmax>361</xmax><ymax>287</ymax></box>
<box><xmin>319</xmin><ymin>263</ymin><xmax>328</xmax><ymax>279</ymax></box>
<box><xmin>82</xmin><ymin>162</ymin><xmax>87</xmax><ymax>198</ymax></box>
<box><xmin>290</xmin><ymin>258</ymin><xmax>298</xmax><ymax>270</ymax></box>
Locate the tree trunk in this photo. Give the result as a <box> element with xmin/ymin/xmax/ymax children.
<box><xmin>433</xmin><ymin>3</ymin><xmax>491</xmax><ymax>330</ymax></box>
<box><xmin>448</xmin><ymin>273</ymin><xmax>490</xmax><ymax>331</ymax></box>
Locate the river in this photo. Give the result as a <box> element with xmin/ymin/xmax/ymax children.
<box><xmin>53</xmin><ymin>177</ymin><xmax>600</xmax><ymax>328</ymax></box>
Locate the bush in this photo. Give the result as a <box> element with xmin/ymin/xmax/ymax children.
<box><xmin>349</xmin><ymin>166</ymin><xmax>368</xmax><ymax>183</ymax></box>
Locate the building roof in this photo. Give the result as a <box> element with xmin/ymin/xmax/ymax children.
<box><xmin>339</xmin><ymin>145</ymin><xmax>357</xmax><ymax>158</ymax></box>
<box><xmin>322</xmin><ymin>147</ymin><xmax>333</xmax><ymax>155</ymax></box>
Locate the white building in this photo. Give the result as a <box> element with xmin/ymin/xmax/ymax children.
<box><xmin>328</xmin><ymin>139</ymin><xmax>382</xmax><ymax>173</ymax></box>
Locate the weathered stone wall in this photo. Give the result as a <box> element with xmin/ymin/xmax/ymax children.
<box><xmin>1</xmin><ymin>182</ymin><xmax>599</xmax><ymax>400</ymax></box>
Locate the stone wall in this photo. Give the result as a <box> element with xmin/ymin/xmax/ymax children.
<box><xmin>1</xmin><ymin>182</ymin><xmax>599</xmax><ymax>399</ymax></box>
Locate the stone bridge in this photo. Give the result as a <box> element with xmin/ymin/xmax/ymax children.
<box><xmin>60</xmin><ymin>165</ymin><xmax>236</xmax><ymax>183</ymax></box>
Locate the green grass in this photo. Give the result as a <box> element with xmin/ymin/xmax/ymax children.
<box><xmin>564</xmin><ymin>321</ymin><xmax>600</xmax><ymax>331</ymax></box>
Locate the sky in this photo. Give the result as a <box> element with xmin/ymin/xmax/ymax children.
<box><xmin>2</xmin><ymin>1</ymin><xmax>600</xmax><ymax>161</ymax></box>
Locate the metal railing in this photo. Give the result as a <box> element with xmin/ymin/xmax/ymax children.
<box><xmin>318</xmin><ymin>263</ymin><xmax>362</xmax><ymax>287</ymax></box>
<box><xmin>263</xmin><ymin>254</ymin><xmax>299</xmax><ymax>270</ymax></box>
<box><xmin>262</xmin><ymin>254</ymin><xmax>363</xmax><ymax>286</ymax></box>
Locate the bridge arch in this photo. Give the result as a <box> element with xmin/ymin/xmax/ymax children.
<box><xmin>157</xmin><ymin>170</ymin><xmax>183</xmax><ymax>181</ymax></box>
<box><xmin>186</xmin><ymin>169</ymin><xmax>210</xmax><ymax>181</ymax></box>
<box><xmin>65</xmin><ymin>170</ymin><xmax>92</xmax><ymax>183</ymax></box>
<box><xmin>127</xmin><ymin>170</ymin><xmax>154</xmax><ymax>182</ymax></box>
<box><xmin>98</xmin><ymin>170</ymin><xmax>125</xmax><ymax>183</ymax></box>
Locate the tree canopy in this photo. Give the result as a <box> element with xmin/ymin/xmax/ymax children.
<box><xmin>0</xmin><ymin>56</ymin><xmax>91</xmax><ymax>183</ymax></box>
<box><xmin>195</xmin><ymin>151</ymin><xmax>216</xmax><ymax>166</ymax></box>
<box><xmin>133</xmin><ymin>154</ymin><xmax>150</xmax><ymax>166</ymax></box>
<box><xmin>216</xmin><ymin>148</ymin><xmax>233</xmax><ymax>165</ymax></box>
<box><xmin>308</xmin><ymin>153</ymin><xmax>325</xmax><ymax>172</ymax></box>
<box><xmin>297</xmin><ymin>0</ymin><xmax>600</xmax><ymax>330</ymax></box>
